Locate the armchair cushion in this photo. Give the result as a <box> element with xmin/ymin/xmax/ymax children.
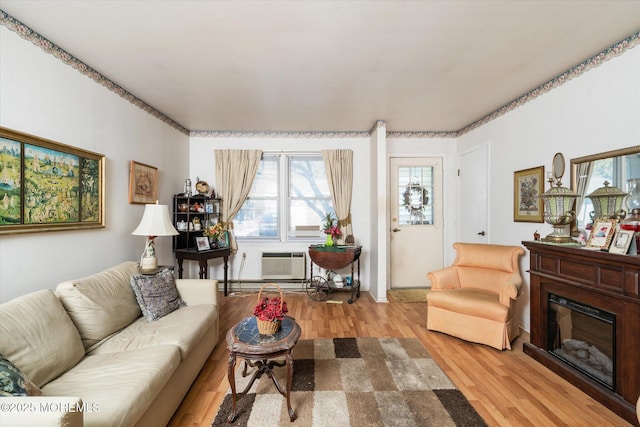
<box><xmin>427</xmin><ymin>288</ymin><xmax>509</xmax><ymax>322</ymax></box>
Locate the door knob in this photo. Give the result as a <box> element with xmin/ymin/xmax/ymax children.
<box><xmin>477</xmin><ymin>231</ymin><xmax>486</xmax><ymax>236</ymax></box>
<box><xmin>392</xmin><ymin>228</ymin><xmax>401</xmax><ymax>232</ymax></box>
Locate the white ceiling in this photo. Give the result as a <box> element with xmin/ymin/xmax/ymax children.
<box><xmin>1</xmin><ymin>1</ymin><xmax>640</xmax><ymax>133</ymax></box>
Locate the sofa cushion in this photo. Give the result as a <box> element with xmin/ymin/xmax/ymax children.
<box><xmin>89</xmin><ymin>304</ymin><xmax>217</xmax><ymax>360</ymax></box>
<box><xmin>427</xmin><ymin>288</ymin><xmax>509</xmax><ymax>322</ymax></box>
<box><xmin>56</xmin><ymin>262</ymin><xmax>142</xmax><ymax>349</ymax></box>
<box><xmin>130</xmin><ymin>268</ymin><xmax>186</xmax><ymax>322</ymax></box>
<box><xmin>42</xmin><ymin>345</ymin><xmax>181</xmax><ymax>427</ymax></box>
<box><xmin>0</xmin><ymin>289</ymin><xmax>85</xmax><ymax>388</ymax></box>
<box><xmin>0</xmin><ymin>354</ymin><xmax>42</xmax><ymax>396</ymax></box>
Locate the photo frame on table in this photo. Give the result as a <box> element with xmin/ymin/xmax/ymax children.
<box><xmin>128</xmin><ymin>161</ymin><xmax>158</xmax><ymax>204</ymax></box>
<box><xmin>585</xmin><ymin>219</ymin><xmax>616</xmax><ymax>250</ymax></box>
<box><xmin>514</xmin><ymin>166</ymin><xmax>545</xmax><ymax>223</ymax></box>
<box><xmin>609</xmin><ymin>229</ymin><xmax>635</xmax><ymax>254</ymax></box>
<box><xmin>0</xmin><ymin>126</ymin><xmax>105</xmax><ymax>235</ymax></box>
<box><xmin>195</xmin><ymin>236</ymin><xmax>210</xmax><ymax>251</ymax></box>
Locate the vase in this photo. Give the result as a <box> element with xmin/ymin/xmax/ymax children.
<box><xmin>208</xmin><ymin>236</ymin><xmax>218</xmax><ymax>248</ymax></box>
<box><xmin>325</xmin><ymin>234</ymin><xmax>334</xmax><ymax>247</ymax></box>
<box><xmin>627</xmin><ymin>178</ymin><xmax>640</xmax><ymax>211</ymax></box>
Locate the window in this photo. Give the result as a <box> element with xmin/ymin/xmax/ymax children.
<box><xmin>234</xmin><ymin>153</ymin><xmax>333</xmax><ymax>240</ymax></box>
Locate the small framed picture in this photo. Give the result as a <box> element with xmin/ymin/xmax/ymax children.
<box><xmin>585</xmin><ymin>219</ymin><xmax>616</xmax><ymax>250</ymax></box>
<box><xmin>609</xmin><ymin>229</ymin><xmax>634</xmax><ymax>254</ymax></box>
<box><xmin>195</xmin><ymin>236</ymin><xmax>210</xmax><ymax>251</ymax></box>
<box><xmin>514</xmin><ymin>166</ymin><xmax>545</xmax><ymax>223</ymax></box>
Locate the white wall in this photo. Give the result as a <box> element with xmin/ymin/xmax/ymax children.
<box><xmin>457</xmin><ymin>44</ymin><xmax>640</xmax><ymax>331</ymax></box>
<box><xmin>0</xmin><ymin>27</ymin><xmax>189</xmax><ymax>302</ymax></box>
<box><xmin>188</xmin><ymin>135</ymin><xmax>372</xmax><ymax>291</ymax></box>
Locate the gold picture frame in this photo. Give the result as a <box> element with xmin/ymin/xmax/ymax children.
<box><xmin>128</xmin><ymin>161</ymin><xmax>158</xmax><ymax>204</ymax></box>
<box><xmin>585</xmin><ymin>219</ymin><xmax>616</xmax><ymax>250</ymax></box>
<box><xmin>0</xmin><ymin>126</ymin><xmax>105</xmax><ymax>235</ymax></box>
<box><xmin>514</xmin><ymin>166</ymin><xmax>545</xmax><ymax>223</ymax></box>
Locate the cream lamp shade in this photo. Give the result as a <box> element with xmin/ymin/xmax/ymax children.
<box><xmin>132</xmin><ymin>203</ymin><xmax>178</xmax><ymax>271</ymax></box>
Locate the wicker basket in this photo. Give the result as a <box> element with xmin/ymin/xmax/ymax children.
<box><xmin>255</xmin><ymin>283</ymin><xmax>284</xmax><ymax>335</ymax></box>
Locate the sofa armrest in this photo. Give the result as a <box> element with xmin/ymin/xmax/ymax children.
<box><xmin>498</xmin><ymin>273</ymin><xmax>523</xmax><ymax>306</ymax></box>
<box><xmin>176</xmin><ymin>279</ymin><xmax>218</xmax><ymax>306</ymax></box>
<box><xmin>0</xmin><ymin>396</ymin><xmax>83</xmax><ymax>427</ymax></box>
<box><xmin>428</xmin><ymin>266</ymin><xmax>460</xmax><ymax>290</ymax></box>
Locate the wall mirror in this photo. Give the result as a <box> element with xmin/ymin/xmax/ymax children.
<box><xmin>570</xmin><ymin>146</ymin><xmax>640</xmax><ymax>233</ymax></box>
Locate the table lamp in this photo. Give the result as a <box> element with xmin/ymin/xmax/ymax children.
<box><xmin>132</xmin><ymin>202</ymin><xmax>178</xmax><ymax>271</ymax></box>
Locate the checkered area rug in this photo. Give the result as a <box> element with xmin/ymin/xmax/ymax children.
<box><xmin>212</xmin><ymin>337</ymin><xmax>486</xmax><ymax>426</ymax></box>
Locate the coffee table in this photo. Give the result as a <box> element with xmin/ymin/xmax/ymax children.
<box><xmin>225</xmin><ymin>316</ymin><xmax>301</xmax><ymax>423</ymax></box>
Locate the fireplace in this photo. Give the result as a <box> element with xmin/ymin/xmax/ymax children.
<box><xmin>523</xmin><ymin>241</ymin><xmax>640</xmax><ymax>425</ymax></box>
<box><xmin>547</xmin><ymin>293</ymin><xmax>615</xmax><ymax>389</ymax></box>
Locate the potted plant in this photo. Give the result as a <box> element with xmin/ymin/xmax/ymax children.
<box><xmin>322</xmin><ymin>212</ymin><xmax>342</xmax><ymax>246</ymax></box>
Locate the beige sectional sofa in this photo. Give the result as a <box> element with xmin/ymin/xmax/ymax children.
<box><xmin>0</xmin><ymin>261</ymin><xmax>219</xmax><ymax>427</ymax></box>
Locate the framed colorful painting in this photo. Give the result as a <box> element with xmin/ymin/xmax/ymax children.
<box><xmin>514</xmin><ymin>166</ymin><xmax>545</xmax><ymax>222</ymax></box>
<box><xmin>0</xmin><ymin>126</ymin><xmax>105</xmax><ymax>235</ymax></box>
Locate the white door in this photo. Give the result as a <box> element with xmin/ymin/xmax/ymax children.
<box><xmin>390</xmin><ymin>157</ymin><xmax>443</xmax><ymax>288</ymax></box>
<box><xmin>459</xmin><ymin>145</ymin><xmax>489</xmax><ymax>243</ymax></box>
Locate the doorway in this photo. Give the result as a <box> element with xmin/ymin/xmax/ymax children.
<box><xmin>390</xmin><ymin>157</ymin><xmax>443</xmax><ymax>288</ymax></box>
<box><xmin>459</xmin><ymin>145</ymin><xmax>489</xmax><ymax>243</ymax></box>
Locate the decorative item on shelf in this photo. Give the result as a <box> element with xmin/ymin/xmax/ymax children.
<box><xmin>626</xmin><ymin>178</ymin><xmax>640</xmax><ymax>211</ymax></box>
<box><xmin>587</xmin><ymin>181</ymin><xmax>627</xmax><ymax>222</ymax></box>
<box><xmin>195</xmin><ymin>177</ymin><xmax>210</xmax><ymax>196</ymax></box>
<box><xmin>132</xmin><ymin>202</ymin><xmax>178</xmax><ymax>271</ymax></box>
<box><xmin>322</xmin><ymin>212</ymin><xmax>342</xmax><ymax>247</ymax></box>
<box><xmin>184</xmin><ymin>178</ymin><xmax>192</xmax><ymax>196</ymax></box>
<box><xmin>253</xmin><ymin>283</ymin><xmax>288</xmax><ymax>335</ymax></box>
<box><xmin>620</xmin><ymin>208</ymin><xmax>640</xmax><ymax>255</ymax></box>
<box><xmin>203</xmin><ymin>222</ymin><xmax>225</xmax><ymax>248</ymax></box>
<box><xmin>540</xmin><ymin>153</ymin><xmax>579</xmax><ymax>244</ymax></box>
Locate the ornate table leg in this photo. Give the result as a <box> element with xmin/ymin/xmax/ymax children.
<box><xmin>285</xmin><ymin>351</ymin><xmax>296</xmax><ymax>421</ymax></box>
<box><xmin>198</xmin><ymin>259</ymin><xmax>207</xmax><ymax>279</ymax></box>
<box><xmin>177</xmin><ymin>257</ymin><xmax>184</xmax><ymax>279</ymax></box>
<box><xmin>227</xmin><ymin>352</ymin><xmax>238</xmax><ymax>423</ymax></box>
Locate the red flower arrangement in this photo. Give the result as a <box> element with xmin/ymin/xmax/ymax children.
<box><xmin>322</xmin><ymin>212</ymin><xmax>342</xmax><ymax>239</ymax></box>
<box><xmin>253</xmin><ymin>297</ymin><xmax>288</xmax><ymax>322</ymax></box>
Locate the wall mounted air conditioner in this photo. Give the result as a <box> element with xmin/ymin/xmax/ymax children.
<box><xmin>261</xmin><ymin>252</ymin><xmax>306</xmax><ymax>280</ymax></box>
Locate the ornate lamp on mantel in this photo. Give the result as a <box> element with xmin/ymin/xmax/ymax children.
<box><xmin>540</xmin><ymin>153</ymin><xmax>579</xmax><ymax>244</ymax></box>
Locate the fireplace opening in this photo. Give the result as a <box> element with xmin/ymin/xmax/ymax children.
<box><xmin>547</xmin><ymin>293</ymin><xmax>615</xmax><ymax>390</ymax></box>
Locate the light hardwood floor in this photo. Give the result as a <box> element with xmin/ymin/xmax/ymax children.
<box><xmin>168</xmin><ymin>289</ymin><xmax>633</xmax><ymax>427</ymax></box>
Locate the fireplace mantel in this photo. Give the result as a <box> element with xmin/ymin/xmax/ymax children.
<box><xmin>523</xmin><ymin>241</ymin><xmax>639</xmax><ymax>425</ymax></box>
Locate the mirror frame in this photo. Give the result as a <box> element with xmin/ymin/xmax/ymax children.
<box><xmin>570</xmin><ymin>145</ymin><xmax>640</xmax><ymax>235</ymax></box>
<box><xmin>552</xmin><ymin>152</ymin><xmax>565</xmax><ymax>181</ymax></box>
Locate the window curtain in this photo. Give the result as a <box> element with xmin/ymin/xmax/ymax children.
<box><xmin>215</xmin><ymin>149</ymin><xmax>262</xmax><ymax>252</ymax></box>
<box><xmin>322</xmin><ymin>149</ymin><xmax>353</xmax><ymax>243</ymax></box>
<box><xmin>575</xmin><ymin>161</ymin><xmax>593</xmax><ymax>227</ymax></box>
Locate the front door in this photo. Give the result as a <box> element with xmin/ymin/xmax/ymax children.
<box><xmin>390</xmin><ymin>157</ymin><xmax>443</xmax><ymax>288</ymax></box>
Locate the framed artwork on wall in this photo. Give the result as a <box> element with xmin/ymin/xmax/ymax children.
<box><xmin>514</xmin><ymin>166</ymin><xmax>545</xmax><ymax>223</ymax></box>
<box><xmin>128</xmin><ymin>161</ymin><xmax>158</xmax><ymax>204</ymax></box>
<box><xmin>0</xmin><ymin>126</ymin><xmax>105</xmax><ymax>235</ymax></box>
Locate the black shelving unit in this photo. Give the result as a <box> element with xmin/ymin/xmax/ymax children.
<box><xmin>172</xmin><ymin>194</ymin><xmax>222</xmax><ymax>250</ymax></box>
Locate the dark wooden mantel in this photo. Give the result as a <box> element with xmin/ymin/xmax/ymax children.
<box><xmin>523</xmin><ymin>241</ymin><xmax>639</xmax><ymax>425</ymax></box>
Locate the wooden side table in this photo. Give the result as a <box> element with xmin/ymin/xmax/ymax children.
<box><xmin>173</xmin><ymin>247</ymin><xmax>231</xmax><ymax>295</ymax></box>
<box><xmin>225</xmin><ymin>316</ymin><xmax>301</xmax><ymax>423</ymax></box>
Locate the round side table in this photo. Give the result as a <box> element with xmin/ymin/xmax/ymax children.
<box><xmin>225</xmin><ymin>316</ymin><xmax>301</xmax><ymax>423</ymax></box>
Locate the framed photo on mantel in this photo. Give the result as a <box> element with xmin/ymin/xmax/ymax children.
<box><xmin>514</xmin><ymin>166</ymin><xmax>545</xmax><ymax>223</ymax></box>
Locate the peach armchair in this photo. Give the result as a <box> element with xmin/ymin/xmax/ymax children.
<box><xmin>426</xmin><ymin>242</ymin><xmax>525</xmax><ymax>350</ymax></box>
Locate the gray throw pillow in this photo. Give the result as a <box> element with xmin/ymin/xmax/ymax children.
<box><xmin>130</xmin><ymin>269</ymin><xmax>186</xmax><ymax>322</ymax></box>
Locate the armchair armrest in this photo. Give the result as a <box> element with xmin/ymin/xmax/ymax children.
<box><xmin>176</xmin><ymin>279</ymin><xmax>218</xmax><ymax>306</ymax></box>
<box><xmin>498</xmin><ymin>273</ymin><xmax>523</xmax><ymax>306</ymax></box>
<box><xmin>0</xmin><ymin>396</ymin><xmax>83</xmax><ymax>427</ymax></box>
<box><xmin>428</xmin><ymin>266</ymin><xmax>460</xmax><ymax>290</ymax></box>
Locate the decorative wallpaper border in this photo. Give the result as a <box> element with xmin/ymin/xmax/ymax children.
<box><xmin>0</xmin><ymin>10</ymin><xmax>190</xmax><ymax>136</ymax></box>
<box><xmin>1</xmin><ymin>9</ymin><xmax>638</xmax><ymax>139</ymax></box>
<box><xmin>190</xmin><ymin>130</ymin><xmax>371</xmax><ymax>138</ymax></box>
